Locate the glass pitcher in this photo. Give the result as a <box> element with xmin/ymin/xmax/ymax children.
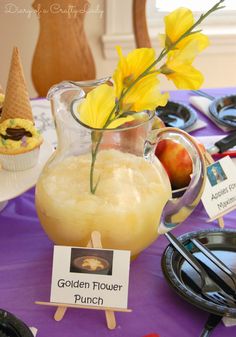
<box><xmin>35</xmin><ymin>80</ymin><xmax>206</xmax><ymax>257</ymax></box>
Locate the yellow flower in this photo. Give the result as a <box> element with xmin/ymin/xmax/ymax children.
<box><xmin>77</xmin><ymin>84</ymin><xmax>134</xmax><ymax>129</ymax></box>
<box><xmin>161</xmin><ymin>41</ymin><xmax>204</xmax><ymax>89</ymax></box>
<box><xmin>113</xmin><ymin>46</ymin><xmax>157</xmax><ymax>99</ymax></box>
<box><xmin>112</xmin><ymin>46</ymin><xmax>168</xmax><ymax>111</ymax></box>
<box><xmin>159</xmin><ymin>7</ymin><xmax>209</xmax><ymax>52</ymax></box>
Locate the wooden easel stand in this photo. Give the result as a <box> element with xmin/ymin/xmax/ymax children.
<box><xmin>36</xmin><ymin>231</ymin><xmax>132</xmax><ymax>330</ymax></box>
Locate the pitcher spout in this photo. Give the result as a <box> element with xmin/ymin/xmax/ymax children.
<box><xmin>46</xmin><ymin>80</ymin><xmax>85</xmax><ymax>101</ymax></box>
<box><xmin>47</xmin><ymin>76</ymin><xmax>112</xmax><ymax>101</ymax></box>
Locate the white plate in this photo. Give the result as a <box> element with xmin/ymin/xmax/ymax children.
<box><xmin>0</xmin><ymin>141</ymin><xmax>54</xmax><ymax>203</ymax></box>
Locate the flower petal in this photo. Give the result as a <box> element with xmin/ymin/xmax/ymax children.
<box><xmin>120</xmin><ymin>75</ymin><xmax>169</xmax><ymax>111</ymax></box>
<box><xmin>177</xmin><ymin>32</ymin><xmax>210</xmax><ymax>52</ymax></box>
<box><xmin>167</xmin><ymin>64</ymin><xmax>204</xmax><ymax>89</ymax></box>
<box><xmin>161</xmin><ymin>7</ymin><xmax>209</xmax><ymax>54</ymax></box>
<box><xmin>165</xmin><ymin>7</ymin><xmax>194</xmax><ymax>44</ymax></box>
<box><xmin>77</xmin><ymin>84</ymin><xmax>116</xmax><ymax>128</ymax></box>
<box><xmin>107</xmin><ymin>116</ymin><xmax>134</xmax><ymax>129</ymax></box>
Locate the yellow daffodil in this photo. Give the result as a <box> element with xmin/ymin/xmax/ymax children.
<box><xmin>160</xmin><ymin>41</ymin><xmax>204</xmax><ymax>89</ymax></box>
<box><xmin>77</xmin><ymin>84</ymin><xmax>134</xmax><ymax>129</ymax></box>
<box><xmin>159</xmin><ymin>7</ymin><xmax>209</xmax><ymax>52</ymax></box>
<box><xmin>113</xmin><ymin>46</ymin><xmax>157</xmax><ymax>99</ymax></box>
<box><xmin>112</xmin><ymin>46</ymin><xmax>168</xmax><ymax>111</ymax></box>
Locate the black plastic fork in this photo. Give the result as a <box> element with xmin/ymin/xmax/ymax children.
<box><xmin>165</xmin><ymin>232</ymin><xmax>236</xmax><ymax>307</ymax></box>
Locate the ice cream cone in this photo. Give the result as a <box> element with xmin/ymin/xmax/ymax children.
<box><xmin>0</xmin><ymin>47</ymin><xmax>33</xmax><ymax>123</ymax></box>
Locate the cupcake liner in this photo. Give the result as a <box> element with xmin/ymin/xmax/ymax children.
<box><xmin>0</xmin><ymin>147</ymin><xmax>40</xmax><ymax>171</ymax></box>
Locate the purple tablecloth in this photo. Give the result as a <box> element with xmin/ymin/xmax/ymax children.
<box><xmin>1</xmin><ymin>88</ymin><xmax>236</xmax><ymax>337</ymax></box>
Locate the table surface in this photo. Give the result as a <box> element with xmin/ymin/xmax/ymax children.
<box><xmin>1</xmin><ymin>87</ymin><xmax>236</xmax><ymax>337</ymax></box>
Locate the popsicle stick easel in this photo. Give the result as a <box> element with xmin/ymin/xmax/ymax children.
<box><xmin>204</xmin><ymin>151</ymin><xmax>225</xmax><ymax>228</ymax></box>
<box><xmin>36</xmin><ymin>231</ymin><xmax>132</xmax><ymax>330</ymax></box>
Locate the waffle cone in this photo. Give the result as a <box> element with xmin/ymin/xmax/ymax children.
<box><xmin>0</xmin><ymin>47</ymin><xmax>33</xmax><ymax>123</ymax></box>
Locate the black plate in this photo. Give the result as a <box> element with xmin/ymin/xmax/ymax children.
<box><xmin>161</xmin><ymin>229</ymin><xmax>236</xmax><ymax>318</ymax></box>
<box><xmin>0</xmin><ymin>309</ymin><xmax>33</xmax><ymax>337</ymax></box>
<box><xmin>156</xmin><ymin>101</ymin><xmax>197</xmax><ymax>130</ymax></box>
<box><xmin>209</xmin><ymin>95</ymin><xmax>236</xmax><ymax>129</ymax></box>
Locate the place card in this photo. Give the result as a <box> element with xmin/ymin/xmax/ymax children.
<box><xmin>201</xmin><ymin>156</ymin><xmax>236</xmax><ymax>221</ymax></box>
<box><xmin>50</xmin><ymin>246</ymin><xmax>130</xmax><ymax>309</ymax></box>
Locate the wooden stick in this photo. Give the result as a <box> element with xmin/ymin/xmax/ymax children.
<box><xmin>54</xmin><ymin>305</ymin><xmax>67</xmax><ymax>321</ymax></box>
<box><xmin>35</xmin><ymin>301</ymin><xmax>132</xmax><ymax>313</ymax></box>
<box><xmin>217</xmin><ymin>217</ymin><xmax>225</xmax><ymax>228</ymax></box>
<box><xmin>105</xmin><ymin>310</ymin><xmax>117</xmax><ymax>330</ymax></box>
<box><xmin>86</xmin><ymin>239</ymin><xmax>92</xmax><ymax>248</ymax></box>
<box><xmin>91</xmin><ymin>231</ymin><xmax>102</xmax><ymax>249</ymax></box>
<box><xmin>204</xmin><ymin>152</ymin><xmax>225</xmax><ymax>228</ymax></box>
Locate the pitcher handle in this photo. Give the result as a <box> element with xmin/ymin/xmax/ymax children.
<box><xmin>145</xmin><ymin>126</ymin><xmax>206</xmax><ymax>234</ymax></box>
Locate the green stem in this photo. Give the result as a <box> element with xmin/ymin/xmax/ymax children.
<box><xmin>90</xmin><ymin>132</ymin><xmax>103</xmax><ymax>194</ymax></box>
<box><xmin>89</xmin><ymin>0</ymin><xmax>225</xmax><ymax>194</ymax></box>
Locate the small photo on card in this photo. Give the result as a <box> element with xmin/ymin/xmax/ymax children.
<box><xmin>70</xmin><ymin>248</ymin><xmax>114</xmax><ymax>276</ymax></box>
<box><xmin>207</xmin><ymin>161</ymin><xmax>227</xmax><ymax>187</ymax></box>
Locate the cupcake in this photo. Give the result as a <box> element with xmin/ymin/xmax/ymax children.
<box><xmin>0</xmin><ymin>47</ymin><xmax>43</xmax><ymax>171</ymax></box>
<box><xmin>0</xmin><ymin>118</ymin><xmax>43</xmax><ymax>170</ymax></box>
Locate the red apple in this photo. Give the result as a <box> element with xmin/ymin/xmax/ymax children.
<box><xmin>155</xmin><ymin>138</ymin><xmax>205</xmax><ymax>189</ymax></box>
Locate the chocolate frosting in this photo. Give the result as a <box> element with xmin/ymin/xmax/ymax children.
<box><xmin>1</xmin><ymin>127</ymin><xmax>32</xmax><ymax>141</ymax></box>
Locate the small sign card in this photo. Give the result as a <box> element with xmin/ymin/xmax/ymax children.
<box><xmin>50</xmin><ymin>246</ymin><xmax>130</xmax><ymax>309</ymax></box>
<box><xmin>201</xmin><ymin>156</ymin><xmax>236</xmax><ymax>221</ymax></box>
